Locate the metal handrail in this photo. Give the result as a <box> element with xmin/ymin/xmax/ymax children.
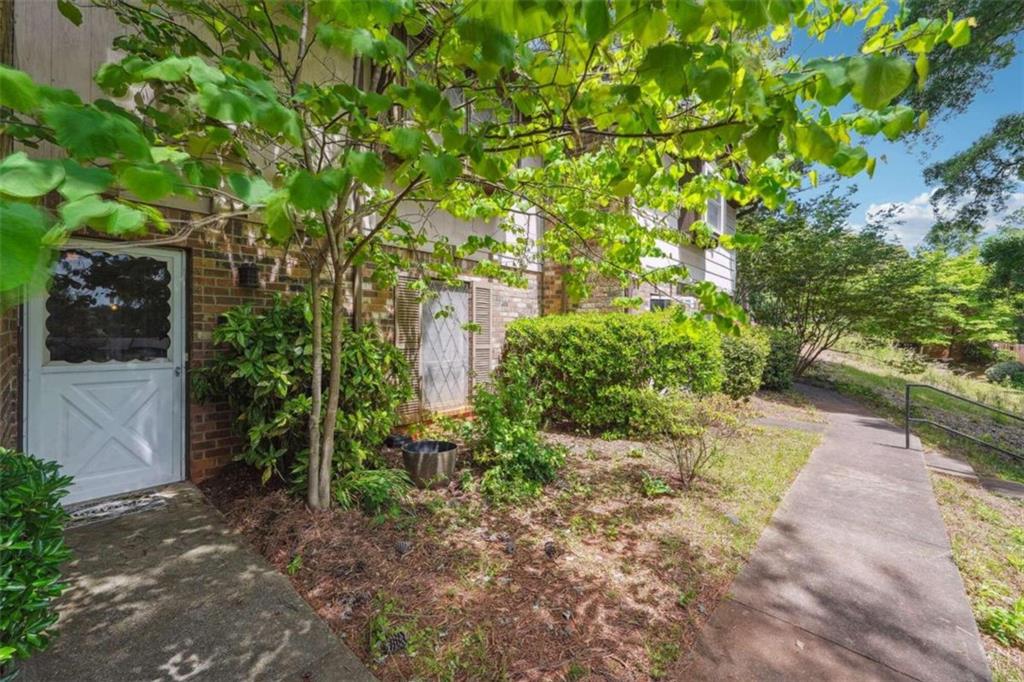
<box><xmin>904</xmin><ymin>383</ymin><xmax>1024</xmax><ymax>462</ymax></box>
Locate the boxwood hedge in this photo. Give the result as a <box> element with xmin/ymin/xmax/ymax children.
<box><xmin>503</xmin><ymin>312</ymin><xmax>723</xmax><ymax>433</ymax></box>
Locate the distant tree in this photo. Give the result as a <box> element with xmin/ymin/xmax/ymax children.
<box><xmin>897</xmin><ymin>249</ymin><xmax>1015</xmax><ymax>358</ymax></box>
<box><xmin>894</xmin><ymin>1</ymin><xmax>1024</xmax><ymax>250</ymax></box>
<box><xmin>923</xmin><ymin>113</ymin><xmax>1024</xmax><ymax>251</ymax></box>
<box><xmin>980</xmin><ymin>216</ymin><xmax>1024</xmax><ymax>340</ymax></box>
<box><xmin>737</xmin><ymin>190</ymin><xmax>921</xmax><ymax>375</ymax></box>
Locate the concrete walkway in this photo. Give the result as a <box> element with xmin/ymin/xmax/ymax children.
<box><xmin>686</xmin><ymin>385</ymin><xmax>991</xmax><ymax>681</ymax></box>
<box><xmin>20</xmin><ymin>484</ymin><xmax>375</xmax><ymax>682</ymax></box>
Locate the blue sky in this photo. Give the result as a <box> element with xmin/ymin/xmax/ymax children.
<box><xmin>789</xmin><ymin>27</ymin><xmax>1024</xmax><ymax>250</ymax></box>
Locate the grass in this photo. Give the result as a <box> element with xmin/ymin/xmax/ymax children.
<box><xmin>204</xmin><ymin>409</ymin><xmax>820</xmax><ymax>680</ymax></box>
<box><xmin>931</xmin><ymin>475</ymin><xmax>1024</xmax><ymax>682</ymax></box>
<box><xmin>809</xmin><ymin>339</ymin><xmax>1024</xmax><ymax>484</ymax></box>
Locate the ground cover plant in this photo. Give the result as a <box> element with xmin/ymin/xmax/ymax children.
<box><xmin>0</xmin><ymin>449</ymin><xmax>72</xmax><ymax>679</ymax></box>
<box><xmin>931</xmin><ymin>475</ymin><xmax>1024</xmax><ymax>682</ymax></box>
<box><xmin>202</xmin><ymin>393</ymin><xmax>819</xmax><ymax>681</ymax></box>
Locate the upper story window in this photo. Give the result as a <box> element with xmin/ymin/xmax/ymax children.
<box><xmin>705</xmin><ymin>195</ymin><xmax>725</xmax><ymax>234</ymax></box>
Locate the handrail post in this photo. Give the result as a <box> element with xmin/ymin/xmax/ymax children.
<box><xmin>905</xmin><ymin>384</ymin><xmax>911</xmax><ymax>449</ymax></box>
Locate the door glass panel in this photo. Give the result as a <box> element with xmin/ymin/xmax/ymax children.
<box><xmin>420</xmin><ymin>281</ymin><xmax>470</xmax><ymax>411</ymax></box>
<box><xmin>45</xmin><ymin>249</ymin><xmax>172</xmax><ymax>363</ymax></box>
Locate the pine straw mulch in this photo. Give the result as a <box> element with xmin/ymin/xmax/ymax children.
<box><xmin>200</xmin><ymin>422</ymin><xmax>818</xmax><ymax>681</ymax></box>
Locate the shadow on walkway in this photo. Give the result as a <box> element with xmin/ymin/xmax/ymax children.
<box><xmin>20</xmin><ymin>484</ymin><xmax>375</xmax><ymax>682</ymax></box>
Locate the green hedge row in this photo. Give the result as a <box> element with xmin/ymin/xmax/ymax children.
<box><xmin>721</xmin><ymin>327</ymin><xmax>771</xmax><ymax>399</ymax></box>
<box><xmin>503</xmin><ymin>312</ymin><xmax>800</xmax><ymax>435</ymax></box>
<box><xmin>503</xmin><ymin>312</ymin><xmax>723</xmax><ymax>433</ymax></box>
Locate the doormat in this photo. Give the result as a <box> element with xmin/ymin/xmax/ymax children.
<box><xmin>67</xmin><ymin>491</ymin><xmax>168</xmax><ymax>528</ymax></box>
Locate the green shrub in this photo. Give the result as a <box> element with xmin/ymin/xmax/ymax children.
<box><xmin>333</xmin><ymin>468</ymin><xmax>412</xmax><ymax>518</ymax></box>
<box><xmin>720</xmin><ymin>327</ymin><xmax>771</xmax><ymax>399</ymax></box>
<box><xmin>470</xmin><ymin>359</ymin><xmax>566</xmax><ymax>502</ymax></box>
<box><xmin>761</xmin><ymin>328</ymin><xmax>801</xmax><ymax>391</ymax></box>
<box><xmin>504</xmin><ymin>312</ymin><xmax>723</xmax><ymax>431</ymax></box>
<box><xmin>580</xmin><ymin>385</ymin><xmax>673</xmax><ymax>439</ymax></box>
<box><xmin>192</xmin><ymin>293</ymin><xmax>410</xmax><ymax>490</ymax></box>
<box><xmin>0</xmin><ymin>449</ymin><xmax>73</xmax><ymax>676</ymax></box>
<box><xmin>650</xmin><ymin>393</ymin><xmax>744</xmax><ymax>487</ymax></box>
<box><xmin>985</xmin><ymin>360</ymin><xmax>1024</xmax><ymax>389</ymax></box>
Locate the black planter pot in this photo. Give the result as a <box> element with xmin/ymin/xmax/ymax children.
<box><xmin>384</xmin><ymin>433</ymin><xmax>413</xmax><ymax>449</ymax></box>
<box><xmin>401</xmin><ymin>440</ymin><xmax>459</xmax><ymax>488</ymax></box>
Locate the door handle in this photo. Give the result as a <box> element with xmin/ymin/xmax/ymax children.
<box><xmin>174</xmin><ymin>366</ymin><xmax>182</xmax><ymax>376</ymax></box>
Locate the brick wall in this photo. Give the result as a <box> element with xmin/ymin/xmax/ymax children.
<box><xmin>0</xmin><ymin>306</ymin><xmax>19</xmax><ymax>450</ymax></box>
<box><xmin>2</xmin><ymin>212</ymin><xmax>540</xmax><ymax>483</ymax></box>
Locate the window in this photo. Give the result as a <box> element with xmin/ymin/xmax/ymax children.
<box><xmin>705</xmin><ymin>195</ymin><xmax>724</xmax><ymax>233</ymax></box>
<box><xmin>650</xmin><ymin>296</ymin><xmax>671</xmax><ymax>311</ymax></box>
<box><xmin>45</xmin><ymin>249</ymin><xmax>172</xmax><ymax>363</ymax></box>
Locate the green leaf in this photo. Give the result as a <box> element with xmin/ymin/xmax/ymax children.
<box><xmin>0</xmin><ymin>65</ymin><xmax>40</xmax><ymax>113</ymax></box>
<box><xmin>58</xmin><ymin>195</ymin><xmax>146</xmax><ymax>234</ymax></box>
<box><xmin>287</xmin><ymin>171</ymin><xmax>333</xmax><ymax>211</ymax></box>
<box><xmin>830</xmin><ymin>146</ymin><xmax>868</xmax><ymax>176</ymax></box>
<box><xmin>695</xmin><ymin>64</ymin><xmax>731</xmax><ymax>102</ymax></box>
<box><xmin>227</xmin><ymin>173</ymin><xmax>274</xmax><ymax>206</ymax></box>
<box><xmin>43</xmin><ymin>103</ymin><xmax>151</xmax><ymax>162</ymax></box>
<box><xmin>347</xmin><ymin>150</ymin><xmax>385</xmax><ymax>186</ymax></box>
<box><xmin>384</xmin><ymin>127</ymin><xmax>425</xmax><ymax>159</ymax></box>
<box><xmin>420</xmin><ymin>152</ymin><xmax>460</xmax><ymax>187</ymax></box>
<box><xmin>744</xmin><ymin>124</ymin><xmax>780</xmax><ymax>164</ymax></box>
<box><xmin>947</xmin><ymin>19</ymin><xmax>971</xmax><ymax>48</ymax></box>
<box><xmin>59</xmin><ymin>161</ymin><xmax>113</xmax><ymax>201</ymax></box>
<box><xmin>793</xmin><ymin>123</ymin><xmax>837</xmax><ymax>164</ymax></box>
<box><xmin>195</xmin><ymin>83</ymin><xmax>254</xmax><ymax>123</ymax></box>
<box><xmin>263</xmin><ymin>192</ymin><xmax>293</xmax><ymax>242</ymax></box>
<box><xmin>846</xmin><ymin>55</ymin><xmax>912</xmax><ymax>110</ymax></box>
<box><xmin>666</xmin><ymin>0</ymin><xmax>705</xmax><ymax>36</ymax></box>
<box><xmin>881</xmin><ymin>107</ymin><xmax>916</xmax><ymax>141</ymax></box>
<box><xmin>581</xmin><ymin>0</ymin><xmax>611</xmax><ymax>44</ymax></box>
<box><xmin>139</xmin><ymin>57</ymin><xmax>192</xmax><ymax>82</ymax></box>
<box><xmin>0</xmin><ymin>201</ymin><xmax>50</xmax><ymax>291</ymax></box>
<box><xmin>118</xmin><ymin>164</ymin><xmax>176</xmax><ymax>201</ymax></box>
<box><xmin>57</xmin><ymin>0</ymin><xmax>82</xmax><ymax>26</ymax></box>
<box><xmin>914</xmin><ymin>54</ymin><xmax>928</xmax><ymax>91</ymax></box>
<box><xmin>0</xmin><ymin>153</ymin><xmax>65</xmax><ymax>198</ymax></box>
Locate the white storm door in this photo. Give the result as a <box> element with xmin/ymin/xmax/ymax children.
<box><xmin>25</xmin><ymin>243</ymin><xmax>186</xmax><ymax>504</ymax></box>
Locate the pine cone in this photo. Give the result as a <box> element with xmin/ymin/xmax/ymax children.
<box><xmin>384</xmin><ymin>631</ymin><xmax>408</xmax><ymax>655</ymax></box>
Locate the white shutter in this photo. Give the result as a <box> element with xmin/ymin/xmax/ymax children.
<box><xmin>395</xmin><ymin>275</ymin><xmax>422</xmax><ymax>422</ymax></box>
<box><xmin>471</xmin><ymin>283</ymin><xmax>493</xmax><ymax>388</ymax></box>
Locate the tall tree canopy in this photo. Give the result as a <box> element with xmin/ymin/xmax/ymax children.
<box><xmin>923</xmin><ymin>113</ymin><xmax>1024</xmax><ymax>251</ymax></box>
<box><xmin>736</xmin><ymin>190</ymin><xmax>921</xmax><ymax>374</ymax></box>
<box><xmin>898</xmin><ymin>0</ymin><xmax>1023</xmax><ymax>122</ymax></box>
<box><xmin>0</xmin><ymin>0</ymin><xmax>970</xmax><ymax>507</ymax></box>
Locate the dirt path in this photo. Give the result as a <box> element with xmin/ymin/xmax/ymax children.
<box><xmin>684</xmin><ymin>385</ymin><xmax>991</xmax><ymax>681</ymax></box>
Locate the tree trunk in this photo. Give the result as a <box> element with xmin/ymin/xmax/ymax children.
<box><xmin>313</xmin><ymin>262</ymin><xmax>348</xmax><ymax>508</ymax></box>
<box><xmin>306</xmin><ymin>259</ymin><xmax>324</xmax><ymax>509</ymax></box>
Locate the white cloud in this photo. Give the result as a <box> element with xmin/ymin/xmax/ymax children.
<box><xmin>864</xmin><ymin>191</ymin><xmax>1024</xmax><ymax>250</ymax></box>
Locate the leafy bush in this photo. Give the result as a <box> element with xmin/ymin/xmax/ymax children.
<box><xmin>193</xmin><ymin>293</ymin><xmax>410</xmax><ymax>488</ymax></box>
<box><xmin>504</xmin><ymin>312</ymin><xmax>723</xmax><ymax>432</ymax></box>
<box><xmin>721</xmin><ymin>327</ymin><xmax>770</xmax><ymax>399</ymax></box>
<box><xmin>580</xmin><ymin>385</ymin><xmax>673</xmax><ymax>439</ymax></box>
<box><xmin>470</xmin><ymin>359</ymin><xmax>566</xmax><ymax>502</ymax></box>
<box><xmin>0</xmin><ymin>449</ymin><xmax>72</xmax><ymax>676</ymax></box>
<box><xmin>761</xmin><ymin>328</ymin><xmax>801</xmax><ymax>391</ymax></box>
<box><xmin>985</xmin><ymin>360</ymin><xmax>1024</xmax><ymax>389</ymax></box>
<box><xmin>333</xmin><ymin>468</ymin><xmax>412</xmax><ymax>518</ymax></box>
<box><xmin>650</xmin><ymin>393</ymin><xmax>744</xmax><ymax>487</ymax></box>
